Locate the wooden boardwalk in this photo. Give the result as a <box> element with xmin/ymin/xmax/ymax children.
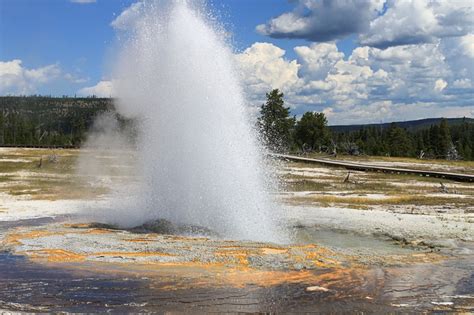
<box><xmin>1</xmin><ymin>145</ymin><xmax>472</xmax><ymax>182</ymax></box>
<box><xmin>271</xmin><ymin>154</ymin><xmax>474</xmax><ymax>183</ymax></box>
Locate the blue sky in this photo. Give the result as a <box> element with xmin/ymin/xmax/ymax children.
<box><xmin>0</xmin><ymin>0</ymin><xmax>473</xmax><ymax>124</ymax></box>
<box><xmin>1</xmin><ymin>0</ymin><xmax>135</xmax><ymax>95</ymax></box>
<box><xmin>0</xmin><ymin>0</ymin><xmax>356</xmax><ymax>94</ymax></box>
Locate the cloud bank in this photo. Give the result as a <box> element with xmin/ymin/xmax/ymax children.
<box><xmin>360</xmin><ymin>0</ymin><xmax>474</xmax><ymax>48</ymax></box>
<box><xmin>0</xmin><ymin>59</ymin><xmax>61</xmax><ymax>95</ymax></box>
<box><xmin>77</xmin><ymin>80</ymin><xmax>114</xmax><ymax>97</ymax></box>
<box><xmin>0</xmin><ymin>59</ymin><xmax>89</xmax><ymax>95</ymax></box>
<box><xmin>235</xmin><ymin>40</ymin><xmax>474</xmax><ymax>124</ymax></box>
<box><xmin>257</xmin><ymin>0</ymin><xmax>473</xmax><ymax>49</ymax></box>
<box><xmin>78</xmin><ymin>0</ymin><xmax>473</xmax><ymax>124</ymax></box>
<box><xmin>250</xmin><ymin>0</ymin><xmax>474</xmax><ymax>123</ymax></box>
<box><xmin>256</xmin><ymin>0</ymin><xmax>384</xmax><ymax>42</ymax></box>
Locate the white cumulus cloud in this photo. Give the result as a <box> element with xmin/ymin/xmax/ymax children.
<box><xmin>77</xmin><ymin>80</ymin><xmax>114</xmax><ymax>97</ymax></box>
<box><xmin>110</xmin><ymin>2</ymin><xmax>144</xmax><ymax>30</ymax></box>
<box><xmin>434</xmin><ymin>79</ymin><xmax>448</xmax><ymax>92</ymax></box>
<box><xmin>459</xmin><ymin>34</ymin><xmax>474</xmax><ymax>58</ymax></box>
<box><xmin>360</xmin><ymin>0</ymin><xmax>474</xmax><ymax>48</ymax></box>
<box><xmin>234</xmin><ymin>43</ymin><xmax>301</xmax><ymax>103</ymax></box>
<box><xmin>0</xmin><ymin>59</ymin><xmax>61</xmax><ymax>95</ymax></box>
<box><xmin>234</xmin><ymin>40</ymin><xmax>473</xmax><ymax>124</ymax></box>
<box><xmin>256</xmin><ymin>0</ymin><xmax>384</xmax><ymax>42</ymax></box>
<box><xmin>294</xmin><ymin>43</ymin><xmax>344</xmax><ymax>80</ymax></box>
<box><xmin>257</xmin><ymin>0</ymin><xmax>473</xmax><ymax>50</ymax></box>
<box><xmin>453</xmin><ymin>78</ymin><xmax>472</xmax><ymax>89</ymax></box>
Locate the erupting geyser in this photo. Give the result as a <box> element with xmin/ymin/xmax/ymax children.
<box><xmin>109</xmin><ymin>0</ymin><xmax>282</xmax><ymax>242</ymax></box>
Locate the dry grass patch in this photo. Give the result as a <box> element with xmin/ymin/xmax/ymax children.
<box><xmin>0</xmin><ymin>161</ymin><xmax>36</xmax><ymax>173</ymax></box>
<box><xmin>5</xmin><ymin>177</ymin><xmax>110</xmax><ymax>200</ymax></box>
<box><xmin>285</xmin><ymin>182</ymin><xmax>329</xmax><ymax>192</ymax></box>
<box><xmin>288</xmin><ymin>194</ymin><xmax>473</xmax><ymax>207</ymax></box>
<box><xmin>0</xmin><ymin>175</ymin><xmax>14</xmax><ymax>182</ymax></box>
<box><xmin>301</xmin><ymin>153</ymin><xmax>474</xmax><ymax>172</ymax></box>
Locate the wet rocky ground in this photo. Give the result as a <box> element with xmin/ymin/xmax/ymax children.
<box><xmin>1</xmin><ymin>217</ymin><xmax>472</xmax><ymax>313</ymax></box>
<box><xmin>0</xmin><ymin>148</ymin><xmax>473</xmax><ymax>312</ymax></box>
<box><xmin>0</xmin><ymin>252</ymin><xmax>400</xmax><ymax>313</ymax></box>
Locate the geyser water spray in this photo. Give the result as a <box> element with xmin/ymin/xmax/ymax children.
<box><xmin>106</xmin><ymin>0</ymin><xmax>282</xmax><ymax>242</ymax></box>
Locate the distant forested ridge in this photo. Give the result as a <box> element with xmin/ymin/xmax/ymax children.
<box><xmin>1</xmin><ymin>95</ymin><xmax>473</xmax><ymax>161</ymax></box>
<box><xmin>0</xmin><ymin>96</ymin><xmax>114</xmax><ymax>146</ymax></box>
<box><xmin>259</xmin><ymin>89</ymin><xmax>474</xmax><ymax>161</ymax></box>
<box><xmin>330</xmin><ymin>118</ymin><xmax>474</xmax><ymax>160</ymax></box>
<box><xmin>330</xmin><ymin>117</ymin><xmax>474</xmax><ymax>133</ymax></box>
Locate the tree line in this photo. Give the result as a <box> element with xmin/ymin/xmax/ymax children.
<box><xmin>258</xmin><ymin>89</ymin><xmax>474</xmax><ymax>161</ymax></box>
<box><xmin>0</xmin><ymin>96</ymin><xmax>114</xmax><ymax>146</ymax></box>
<box><xmin>0</xmin><ymin>94</ymin><xmax>473</xmax><ymax>160</ymax></box>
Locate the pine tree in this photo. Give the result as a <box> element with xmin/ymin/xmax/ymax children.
<box><xmin>438</xmin><ymin>118</ymin><xmax>452</xmax><ymax>159</ymax></box>
<box><xmin>387</xmin><ymin>123</ymin><xmax>413</xmax><ymax>157</ymax></box>
<box><xmin>294</xmin><ymin>112</ymin><xmax>330</xmax><ymax>152</ymax></box>
<box><xmin>258</xmin><ymin>89</ymin><xmax>295</xmax><ymax>152</ymax></box>
<box><xmin>0</xmin><ymin>111</ymin><xmax>4</xmax><ymax>145</ymax></box>
<box><xmin>429</xmin><ymin>124</ymin><xmax>440</xmax><ymax>157</ymax></box>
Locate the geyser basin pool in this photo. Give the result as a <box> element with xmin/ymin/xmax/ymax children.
<box><xmin>100</xmin><ymin>0</ymin><xmax>281</xmax><ymax>242</ymax></box>
<box><xmin>1</xmin><ymin>148</ymin><xmax>473</xmax><ymax>312</ymax></box>
<box><xmin>1</xmin><ymin>222</ymin><xmax>472</xmax><ymax>313</ymax></box>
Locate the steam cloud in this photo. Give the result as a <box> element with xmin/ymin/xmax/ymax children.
<box><xmin>77</xmin><ymin>0</ymin><xmax>284</xmax><ymax>242</ymax></box>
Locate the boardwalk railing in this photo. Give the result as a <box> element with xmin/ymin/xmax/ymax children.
<box><xmin>270</xmin><ymin>153</ymin><xmax>474</xmax><ymax>183</ymax></box>
<box><xmin>1</xmin><ymin>146</ymin><xmax>472</xmax><ymax>182</ymax></box>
